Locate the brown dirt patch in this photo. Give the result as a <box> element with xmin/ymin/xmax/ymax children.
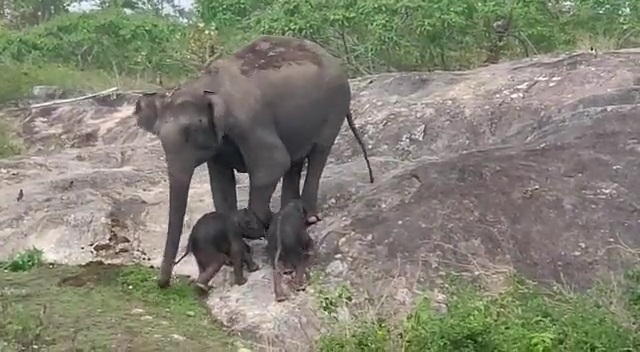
<box><xmin>57</xmin><ymin>260</ymin><xmax>122</xmax><ymax>287</ymax></box>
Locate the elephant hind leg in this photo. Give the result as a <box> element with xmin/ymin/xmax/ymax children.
<box><xmin>300</xmin><ymin>144</ymin><xmax>332</xmax><ymax>225</ymax></box>
<box><xmin>196</xmin><ymin>256</ymin><xmax>225</xmax><ymax>290</ymax></box>
<box><xmin>281</xmin><ymin>160</ymin><xmax>304</xmax><ymax>210</ymax></box>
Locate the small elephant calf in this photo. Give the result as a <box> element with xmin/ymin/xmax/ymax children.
<box><xmin>266</xmin><ymin>198</ymin><xmax>315</xmax><ymax>302</ymax></box>
<box><xmin>174</xmin><ymin>208</ymin><xmax>265</xmax><ymax>293</ymax></box>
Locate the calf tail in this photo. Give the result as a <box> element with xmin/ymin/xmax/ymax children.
<box><xmin>346</xmin><ymin>111</ymin><xmax>374</xmax><ymax>183</ymax></box>
<box><xmin>274</xmin><ymin>214</ymin><xmax>283</xmax><ymax>269</ymax></box>
<box><xmin>173</xmin><ymin>243</ymin><xmax>191</xmax><ymax>265</ymax></box>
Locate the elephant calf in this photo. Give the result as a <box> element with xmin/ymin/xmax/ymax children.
<box><xmin>174</xmin><ymin>209</ymin><xmax>263</xmax><ymax>293</ymax></box>
<box><xmin>266</xmin><ymin>198</ymin><xmax>315</xmax><ymax>302</ymax></box>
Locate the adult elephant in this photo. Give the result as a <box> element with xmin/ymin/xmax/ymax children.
<box><xmin>134</xmin><ymin>35</ymin><xmax>374</xmax><ymax>288</ymax></box>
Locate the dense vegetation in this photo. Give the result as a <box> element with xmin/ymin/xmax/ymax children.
<box><xmin>315</xmin><ymin>274</ymin><xmax>640</xmax><ymax>351</ymax></box>
<box><xmin>1</xmin><ymin>0</ymin><xmax>639</xmax><ymax>102</ymax></box>
<box><xmin>1</xmin><ymin>0</ymin><xmax>639</xmax><ymax>350</ymax></box>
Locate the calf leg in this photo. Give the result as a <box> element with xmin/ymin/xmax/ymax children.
<box><xmin>230</xmin><ymin>237</ymin><xmax>248</xmax><ymax>286</ymax></box>
<box><xmin>279</xmin><ymin>257</ymin><xmax>294</xmax><ymax>275</ymax></box>
<box><xmin>304</xmin><ymin>256</ymin><xmax>312</xmax><ymax>282</ymax></box>
<box><xmin>292</xmin><ymin>258</ymin><xmax>310</xmax><ymax>291</ymax></box>
<box><xmin>194</xmin><ymin>255</ymin><xmax>207</xmax><ymax>275</ymax></box>
<box><xmin>195</xmin><ymin>256</ymin><xmax>225</xmax><ymax>294</ymax></box>
<box><xmin>271</xmin><ymin>259</ymin><xmax>287</xmax><ymax>302</ymax></box>
<box><xmin>243</xmin><ymin>250</ymin><xmax>259</xmax><ymax>272</ymax></box>
<box><xmin>280</xmin><ymin>160</ymin><xmax>304</xmax><ymax>209</ymax></box>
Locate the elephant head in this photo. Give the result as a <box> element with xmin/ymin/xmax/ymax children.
<box><xmin>134</xmin><ymin>88</ymin><xmax>227</xmax><ymax>149</ymax></box>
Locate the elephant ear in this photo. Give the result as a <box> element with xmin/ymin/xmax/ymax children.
<box><xmin>134</xmin><ymin>92</ymin><xmax>163</xmax><ymax>135</ymax></box>
<box><xmin>203</xmin><ymin>90</ymin><xmax>226</xmax><ymax>144</ymax></box>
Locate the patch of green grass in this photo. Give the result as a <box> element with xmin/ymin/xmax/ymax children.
<box><xmin>1</xmin><ymin>248</ymin><xmax>43</xmax><ymax>272</ymax></box>
<box><xmin>316</xmin><ymin>282</ymin><xmax>354</xmax><ymax>318</ymax></box>
<box><xmin>317</xmin><ymin>274</ymin><xmax>640</xmax><ymax>352</ymax></box>
<box><xmin>0</xmin><ymin>254</ymin><xmax>237</xmax><ymax>351</ymax></box>
<box><xmin>623</xmin><ymin>268</ymin><xmax>640</xmax><ymax>321</ymax></box>
<box><xmin>0</xmin><ymin>62</ymin><xmax>113</xmax><ymax>103</ymax></box>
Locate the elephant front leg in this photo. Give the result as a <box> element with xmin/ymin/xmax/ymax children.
<box><xmin>229</xmin><ymin>238</ymin><xmax>248</xmax><ymax>286</ymax></box>
<box><xmin>280</xmin><ymin>160</ymin><xmax>304</xmax><ymax>210</ymax></box>
<box><xmin>301</xmin><ymin>145</ymin><xmax>332</xmax><ymax>225</ymax></box>
<box><xmin>207</xmin><ymin>159</ymin><xmax>238</xmax><ymax>214</ymax></box>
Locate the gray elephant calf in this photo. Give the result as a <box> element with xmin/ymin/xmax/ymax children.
<box><xmin>266</xmin><ymin>198</ymin><xmax>314</xmax><ymax>302</ymax></box>
<box><xmin>174</xmin><ymin>209</ymin><xmax>263</xmax><ymax>293</ymax></box>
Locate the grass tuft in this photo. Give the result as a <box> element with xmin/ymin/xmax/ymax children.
<box><xmin>1</xmin><ymin>248</ymin><xmax>43</xmax><ymax>272</ymax></box>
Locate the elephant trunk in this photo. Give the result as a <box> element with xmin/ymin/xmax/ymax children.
<box><xmin>158</xmin><ymin>155</ymin><xmax>196</xmax><ymax>288</ymax></box>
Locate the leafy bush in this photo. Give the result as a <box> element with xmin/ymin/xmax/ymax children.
<box><xmin>317</xmin><ymin>275</ymin><xmax>640</xmax><ymax>352</ymax></box>
<box><xmin>0</xmin><ymin>9</ymin><xmax>193</xmax><ymax>77</ymax></box>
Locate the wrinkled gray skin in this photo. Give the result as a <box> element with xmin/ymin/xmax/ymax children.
<box><xmin>173</xmin><ymin>209</ymin><xmax>262</xmax><ymax>293</ymax></box>
<box><xmin>134</xmin><ymin>35</ymin><xmax>374</xmax><ymax>288</ymax></box>
<box><xmin>266</xmin><ymin>198</ymin><xmax>314</xmax><ymax>302</ymax></box>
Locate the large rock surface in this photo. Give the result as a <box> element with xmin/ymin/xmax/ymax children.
<box><xmin>2</xmin><ymin>49</ymin><xmax>640</xmax><ymax>351</ymax></box>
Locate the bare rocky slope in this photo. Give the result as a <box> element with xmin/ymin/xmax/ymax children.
<box><xmin>2</xmin><ymin>49</ymin><xmax>640</xmax><ymax>351</ymax></box>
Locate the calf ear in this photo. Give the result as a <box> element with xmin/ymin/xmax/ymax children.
<box><xmin>203</xmin><ymin>90</ymin><xmax>226</xmax><ymax>144</ymax></box>
<box><xmin>134</xmin><ymin>92</ymin><xmax>162</xmax><ymax>135</ymax></box>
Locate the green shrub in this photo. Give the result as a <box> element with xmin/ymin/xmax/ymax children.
<box><xmin>2</xmin><ymin>248</ymin><xmax>43</xmax><ymax>272</ymax></box>
<box><xmin>0</xmin><ymin>10</ymin><xmax>192</xmax><ymax>77</ymax></box>
<box><xmin>318</xmin><ymin>275</ymin><xmax>640</xmax><ymax>352</ymax></box>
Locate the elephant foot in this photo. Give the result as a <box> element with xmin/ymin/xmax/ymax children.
<box><xmin>157</xmin><ymin>276</ymin><xmax>171</xmax><ymax>289</ymax></box>
<box><xmin>275</xmin><ymin>292</ymin><xmax>288</xmax><ymax>302</ymax></box>
<box><xmin>290</xmin><ymin>275</ymin><xmax>308</xmax><ymax>292</ymax></box>
<box><xmin>234</xmin><ymin>276</ymin><xmax>248</xmax><ymax>286</ymax></box>
<box><xmin>195</xmin><ymin>282</ymin><xmax>210</xmax><ymax>296</ymax></box>
<box><xmin>246</xmin><ymin>262</ymin><xmax>260</xmax><ymax>273</ymax></box>
<box><xmin>305</xmin><ymin>214</ymin><xmax>321</xmax><ymax>225</ymax></box>
<box><xmin>158</xmin><ymin>263</ymin><xmax>175</xmax><ymax>288</ymax></box>
<box><xmin>293</xmin><ymin>283</ymin><xmax>308</xmax><ymax>292</ymax></box>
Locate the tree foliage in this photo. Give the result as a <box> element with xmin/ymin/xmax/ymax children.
<box><xmin>0</xmin><ymin>0</ymin><xmax>638</xmax><ymax>86</ymax></box>
<box><xmin>0</xmin><ymin>10</ymin><xmax>192</xmax><ymax>75</ymax></box>
<box><xmin>198</xmin><ymin>0</ymin><xmax>639</xmax><ymax>74</ymax></box>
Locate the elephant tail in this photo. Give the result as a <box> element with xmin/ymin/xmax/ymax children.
<box><xmin>345</xmin><ymin>111</ymin><xmax>374</xmax><ymax>183</ymax></box>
